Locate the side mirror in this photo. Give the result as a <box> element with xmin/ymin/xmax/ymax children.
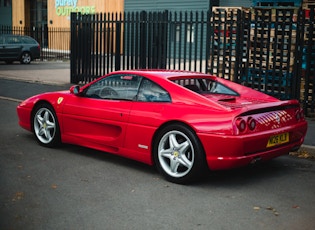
<box><xmin>70</xmin><ymin>85</ymin><xmax>81</xmax><ymax>95</ymax></box>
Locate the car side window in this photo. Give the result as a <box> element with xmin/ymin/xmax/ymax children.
<box><xmin>6</xmin><ymin>36</ymin><xmax>21</xmax><ymax>44</ymax></box>
<box><xmin>5</xmin><ymin>36</ymin><xmax>13</xmax><ymax>44</ymax></box>
<box><xmin>85</xmin><ymin>74</ymin><xmax>142</xmax><ymax>100</ymax></box>
<box><xmin>136</xmin><ymin>78</ymin><xmax>171</xmax><ymax>102</ymax></box>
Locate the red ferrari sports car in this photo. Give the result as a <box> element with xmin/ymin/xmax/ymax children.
<box><xmin>17</xmin><ymin>70</ymin><xmax>307</xmax><ymax>183</ymax></box>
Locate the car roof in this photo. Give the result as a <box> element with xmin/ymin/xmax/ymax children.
<box><xmin>113</xmin><ymin>69</ymin><xmax>211</xmax><ymax>80</ymax></box>
<box><xmin>1</xmin><ymin>34</ymin><xmax>18</xmax><ymax>37</ymax></box>
<box><xmin>0</xmin><ymin>34</ymin><xmax>34</xmax><ymax>39</ymax></box>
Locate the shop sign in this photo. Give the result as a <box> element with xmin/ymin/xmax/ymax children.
<box><xmin>55</xmin><ymin>0</ymin><xmax>96</xmax><ymax>16</ymax></box>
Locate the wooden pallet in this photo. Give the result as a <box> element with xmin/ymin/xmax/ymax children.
<box><xmin>250</xmin><ymin>7</ymin><xmax>299</xmax><ymax>22</ymax></box>
<box><xmin>303</xmin><ymin>0</ymin><xmax>315</xmax><ymax>9</ymax></box>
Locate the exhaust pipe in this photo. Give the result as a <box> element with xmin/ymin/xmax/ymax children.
<box><xmin>250</xmin><ymin>157</ymin><xmax>262</xmax><ymax>165</ymax></box>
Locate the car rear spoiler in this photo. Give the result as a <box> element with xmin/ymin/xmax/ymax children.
<box><xmin>237</xmin><ymin>99</ymin><xmax>301</xmax><ymax>116</ymax></box>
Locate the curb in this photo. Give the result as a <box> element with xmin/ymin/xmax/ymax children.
<box><xmin>0</xmin><ymin>75</ymin><xmax>71</xmax><ymax>87</ymax></box>
<box><xmin>290</xmin><ymin>145</ymin><xmax>315</xmax><ymax>160</ymax></box>
<box><xmin>300</xmin><ymin>145</ymin><xmax>315</xmax><ymax>155</ymax></box>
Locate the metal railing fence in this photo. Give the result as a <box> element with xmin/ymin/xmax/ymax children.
<box><xmin>70</xmin><ymin>8</ymin><xmax>314</xmax><ymax>116</ymax></box>
<box><xmin>0</xmin><ymin>7</ymin><xmax>314</xmax><ymax>116</ymax></box>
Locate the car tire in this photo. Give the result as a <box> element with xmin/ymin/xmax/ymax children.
<box><xmin>32</xmin><ymin>103</ymin><xmax>61</xmax><ymax>147</ymax></box>
<box><xmin>20</xmin><ymin>52</ymin><xmax>31</xmax><ymax>64</ymax></box>
<box><xmin>153</xmin><ymin>123</ymin><xmax>208</xmax><ymax>184</ymax></box>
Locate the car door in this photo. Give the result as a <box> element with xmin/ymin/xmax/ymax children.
<box><xmin>2</xmin><ymin>36</ymin><xmax>22</xmax><ymax>59</ymax></box>
<box><xmin>124</xmin><ymin>78</ymin><xmax>172</xmax><ymax>154</ymax></box>
<box><xmin>62</xmin><ymin>74</ymin><xmax>142</xmax><ymax>150</ymax></box>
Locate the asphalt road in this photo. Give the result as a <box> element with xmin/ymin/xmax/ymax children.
<box><xmin>0</xmin><ymin>79</ymin><xmax>315</xmax><ymax>230</ymax></box>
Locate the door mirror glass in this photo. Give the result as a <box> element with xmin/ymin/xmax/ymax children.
<box><xmin>70</xmin><ymin>85</ymin><xmax>81</xmax><ymax>95</ymax></box>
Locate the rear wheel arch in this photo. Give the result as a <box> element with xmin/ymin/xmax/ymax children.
<box><xmin>152</xmin><ymin>121</ymin><xmax>198</xmax><ymax>149</ymax></box>
<box><xmin>152</xmin><ymin>121</ymin><xmax>208</xmax><ymax>184</ymax></box>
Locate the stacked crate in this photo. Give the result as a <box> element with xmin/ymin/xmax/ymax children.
<box><xmin>244</xmin><ymin>7</ymin><xmax>298</xmax><ymax>99</ymax></box>
<box><xmin>209</xmin><ymin>7</ymin><xmax>249</xmax><ymax>81</ymax></box>
<box><xmin>302</xmin><ymin>0</ymin><xmax>315</xmax><ymax>8</ymax></box>
<box><xmin>301</xmin><ymin>1</ymin><xmax>315</xmax><ymax>111</ymax></box>
<box><xmin>253</xmin><ymin>0</ymin><xmax>302</xmax><ymax>7</ymax></box>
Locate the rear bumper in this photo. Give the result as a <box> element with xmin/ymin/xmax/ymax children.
<box><xmin>205</xmin><ymin>143</ymin><xmax>301</xmax><ymax>170</ymax></box>
<box><xmin>31</xmin><ymin>49</ymin><xmax>41</xmax><ymax>59</ymax></box>
<box><xmin>198</xmin><ymin>121</ymin><xmax>307</xmax><ymax>170</ymax></box>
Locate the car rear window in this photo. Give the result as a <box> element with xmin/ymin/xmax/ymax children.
<box><xmin>21</xmin><ymin>37</ymin><xmax>37</xmax><ymax>44</ymax></box>
<box><xmin>173</xmin><ymin>78</ymin><xmax>239</xmax><ymax>96</ymax></box>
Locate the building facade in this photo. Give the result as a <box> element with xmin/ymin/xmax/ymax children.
<box><xmin>0</xmin><ymin>0</ymin><xmax>124</xmax><ymax>29</ymax></box>
<box><xmin>0</xmin><ymin>0</ymin><xmax>258</xmax><ymax>29</ymax></box>
<box><xmin>0</xmin><ymin>0</ymin><xmax>306</xmax><ymax>29</ymax></box>
<box><xmin>0</xmin><ymin>0</ymin><xmax>12</xmax><ymax>26</ymax></box>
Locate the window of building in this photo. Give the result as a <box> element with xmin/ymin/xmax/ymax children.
<box><xmin>1</xmin><ymin>0</ymin><xmax>12</xmax><ymax>7</ymax></box>
<box><xmin>30</xmin><ymin>0</ymin><xmax>47</xmax><ymax>27</ymax></box>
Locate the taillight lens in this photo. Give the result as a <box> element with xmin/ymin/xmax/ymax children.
<box><xmin>235</xmin><ymin>117</ymin><xmax>257</xmax><ymax>134</ymax></box>
<box><xmin>236</xmin><ymin>118</ymin><xmax>246</xmax><ymax>133</ymax></box>
<box><xmin>248</xmin><ymin>117</ymin><xmax>256</xmax><ymax>131</ymax></box>
<box><xmin>295</xmin><ymin>108</ymin><xmax>304</xmax><ymax>121</ymax></box>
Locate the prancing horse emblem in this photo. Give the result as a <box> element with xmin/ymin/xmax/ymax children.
<box><xmin>57</xmin><ymin>97</ymin><xmax>64</xmax><ymax>104</ymax></box>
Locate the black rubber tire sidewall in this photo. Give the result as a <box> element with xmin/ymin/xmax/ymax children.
<box><xmin>20</xmin><ymin>52</ymin><xmax>31</xmax><ymax>64</ymax></box>
<box><xmin>153</xmin><ymin>123</ymin><xmax>207</xmax><ymax>184</ymax></box>
<box><xmin>31</xmin><ymin>103</ymin><xmax>61</xmax><ymax>148</ymax></box>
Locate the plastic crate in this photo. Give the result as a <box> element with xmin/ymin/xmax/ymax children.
<box><xmin>242</xmin><ymin>68</ymin><xmax>292</xmax><ymax>87</ymax></box>
<box><xmin>253</xmin><ymin>0</ymin><xmax>302</xmax><ymax>7</ymax></box>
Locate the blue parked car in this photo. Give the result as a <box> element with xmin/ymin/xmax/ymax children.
<box><xmin>0</xmin><ymin>34</ymin><xmax>40</xmax><ymax>64</ymax></box>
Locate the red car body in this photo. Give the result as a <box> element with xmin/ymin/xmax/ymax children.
<box><xmin>17</xmin><ymin>70</ymin><xmax>307</xmax><ymax>183</ymax></box>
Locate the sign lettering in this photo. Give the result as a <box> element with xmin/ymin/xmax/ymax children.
<box><xmin>54</xmin><ymin>0</ymin><xmax>96</xmax><ymax>17</ymax></box>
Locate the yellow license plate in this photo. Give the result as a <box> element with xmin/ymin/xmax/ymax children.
<box><xmin>267</xmin><ymin>132</ymin><xmax>289</xmax><ymax>148</ymax></box>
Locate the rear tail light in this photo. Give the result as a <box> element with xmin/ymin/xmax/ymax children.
<box><xmin>236</xmin><ymin>118</ymin><xmax>246</xmax><ymax>133</ymax></box>
<box><xmin>235</xmin><ymin>117</ymin><xmax>257</xmax><ymax>134</ymax></box>
<box><xmin>295</xmin><ymin>108</ymin><xmax>304</xmax><ymax>121</ymax></box>
<box><xmin>248</xmin><ymin>117</ymin><xmax>256</xmax><ymax>131</ymax></box>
